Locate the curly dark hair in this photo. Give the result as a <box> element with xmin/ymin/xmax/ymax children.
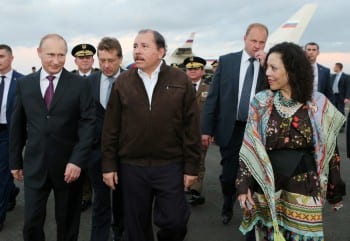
<box><xmin>266</xmin><ymin>42</ymin><xmax>314</xmax><ymax>103</ymax></box>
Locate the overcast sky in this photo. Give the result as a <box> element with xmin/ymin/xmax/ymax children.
<box><xmin>2</xmin><ymin>0</ymin><xmax>350</xmax><ymax>73</ymax></box>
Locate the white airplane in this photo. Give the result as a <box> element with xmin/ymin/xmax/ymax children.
<box><xmin>166</xmin><ymin>3</ymin><xmax>318</xmax><ymax>68</ymax></box>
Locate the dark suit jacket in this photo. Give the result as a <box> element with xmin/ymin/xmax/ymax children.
<box><xmin>330</xmin><ymin>72</ymin><xmax>350</xmax><ymax>100</ymax></box>
<box><xmin>317</xmin><ymin>63</ymin><xmax>334</xmax><ymax>102</ymax></box>
<box><xmin>87</xmin><ymin>69</ymin><xmax>124</xmax><ymax>162</ymax></box>
<box><xmin>5</xmin><ymin>70</ymin><xmax>23</xmax><ymax>128</ymax></box>
<box><xmin>9</xmin><ymin>68</ymin><xmax>95</xmax><ymax>188</ymax></box>
<box><xmin>201</xmin><ymin>51</ymin><xmax>266</xmax><ymax>147</ymax></box>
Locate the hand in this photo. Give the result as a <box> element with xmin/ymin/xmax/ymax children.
<box><xmin>201</xmin><ymin>134</ymin><xmax>213</xmax><ymax>148</ymax></box>
<box><xmin>64</xmin><ymin>163</ymin><xmax>81</xmax><ymax>183</ymax></box>
<box><xmin>237</xmin><ymin>188</ymin><xmax>255</xmax><ymax>211</ymax></box>
<box><xmin>11</xmin><ymin>169</ymin><xmax>24</xmax><ymax>181</ymax></box>
<box><xmin>103</xmin><ymin>172</ymin><xmax>118</xmax><ymax>190</ymax></box>
<box><xmin>184</xmin><ymin>174</ymin><xmax>198</xmax><ymax>188</ymax></box>
<box><xmin>254</xmin><ymin>50</ymin><xmax>267</xmax><ymax>67</ymax></box>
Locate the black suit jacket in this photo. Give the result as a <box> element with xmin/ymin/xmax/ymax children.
<box><xmin>9</xmin><ymin>68</ymin><xmax>95</xmax><ymax>188</ymax></box>
<box><xmin>87</xmin><ymin>69</ymin><xmax>124</xmax><ymax>162</ymax></box>
<box><xmin>317</xmin><ymin>64</ymin><xmax>334</xmax><ymax>102</ymax></box>
<box><xmin>5</xmin><ymin>70</ymin><xmax>23</xmax><ymax>128</ymax></box>
<box><xmin>201</xmin><ymin>51</ymin><xmax>266</xmax><ymax>147</ymax></box>
<box><xmin>331</xmin><ymin>72</ymin><xmax>350</xmax><ymax>100</ymax></box>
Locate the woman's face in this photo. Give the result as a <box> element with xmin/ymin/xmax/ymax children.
<box><xmin>266</xmin><ymin>52</ymin><xmax>291</xmax><ymax>95</ymax></box>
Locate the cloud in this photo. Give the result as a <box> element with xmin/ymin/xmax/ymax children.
<box><xmin>4</xmin><ymin>0</ymin><xmax>350</xmax><ymax>73</ymax></box>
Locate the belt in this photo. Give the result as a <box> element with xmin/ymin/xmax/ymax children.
<box><xmin>0</xmin><ymin>124</ymin><xmax>8</xmax><ymax>131</ymax></box>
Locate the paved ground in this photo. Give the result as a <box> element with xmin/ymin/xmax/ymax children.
<box><xmin>2</xmin><ymin>132</ymin><xmax>350</xmax><ymax>241</ymax></box>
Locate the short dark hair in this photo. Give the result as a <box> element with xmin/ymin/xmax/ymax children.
<box><xmin>266</xmin><ymin>42</ymin><xmax>313</xmax><ymax>103</ymax></box>
<box><xmin>138</xmin><ymin>29</ymin><xmax>167</xmax><ymax>58</ymax></box>
<box><xmin>0</xmin><ymin>44</ymin><xmax>13</xmax><ymax>55</ymax></box>
<box><xmin>97</xmin><ymin>37</ymin><xmax>123</xmax><ymax>57</ymax></box>
<box><xmin>304</xmin><ymin>42</ymin><xmax>319</xmax><ymax>51</ymax></box>
<box><xmin>335</xmin><ymin>62</ymin><xmax>343</xmax><ymax>70</ymax></box>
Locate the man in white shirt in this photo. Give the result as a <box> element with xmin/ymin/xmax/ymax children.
<box><xmin>0</xmin><ymin>44</ymin><xmax>23</xmax><ymax>231</ymax></box>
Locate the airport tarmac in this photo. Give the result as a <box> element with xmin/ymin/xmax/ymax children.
<box><xmin>1</xmin><ymin>131</ymin><xmax>350</xmax><ymax>241</ymax></box>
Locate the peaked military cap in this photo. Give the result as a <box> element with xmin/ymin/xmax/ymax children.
<box><xmin>71</xmin><ymin>43</ymin><xmax>96</xmax><ymax>57</ymax></box>
<box><xmin>211</xmin><ymin>60</ymin><xmax>218</xmax><ymax>67</ymax></box>
<box><xmin>183</xmin><ymin>56</ymin><xmax>206</xmax><ymax>69</ymax></box>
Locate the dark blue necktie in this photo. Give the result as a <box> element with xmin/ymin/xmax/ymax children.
<box><xmin>238</xmin><ymin>58</ymin><xmax>255</xmax><ymax>121</ymax></box>
<box><xmin>0</xmin><ymin>76</ymin><xmax>5</xmax><ymax>113</ymax></box>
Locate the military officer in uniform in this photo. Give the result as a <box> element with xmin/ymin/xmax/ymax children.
<box><xmin>71</xmin><ymin>43</ymin><xmax>99</xmax><ymax>77</ymax></box>
<box><xmin>72</xmin><ymin>43</ymin><xmax>98</xmax><ymax>211</ymax></box>
<box><xmin>183</xmin><ymin>56</ymin><xmax>209</xmax><ymax>205</ymax></box>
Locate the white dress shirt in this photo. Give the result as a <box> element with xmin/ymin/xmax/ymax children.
<box><xmin>237</xmin><ymin>50</ymin><xmax>259</xmax><ymax>115</ymax></box>
<box><xmin>137</xmin><ymin>61</ymin><xmax>162</xmax><ymax>108</ymax></box>
<box><xmin>100</xmin><ymin>69</ymin><xmax>121</xmax><ymax>109</ymax></box>
<box><xmin>0</xmin><ymin>70</ymin><xmax>13</xmax><ymax>123</ymax></box>
<box><xmin>40</xmin><ymin>69</ymin><xmax>61</xmax><ymax>97</ymax></box>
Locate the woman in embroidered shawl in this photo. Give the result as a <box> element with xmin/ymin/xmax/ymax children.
<box><xmin>236</xmin><ymin>42</ymin><xmax>346</xmax><ymax>241</ymax></box>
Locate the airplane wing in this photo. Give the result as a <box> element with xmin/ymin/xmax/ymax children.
<box><xmin>266</xmin><ymin>3</ymin><xmax>318</xmax><ymax>49</ymax></box>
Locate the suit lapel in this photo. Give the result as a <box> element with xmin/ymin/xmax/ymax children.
<box><xmin>93</xmin><ymin>72</ymin><xmax>102</xmax><ymax>102</ymax></box>
<box><xmin>7</xmin><ymin>73</ymin><xmax>18</xmax><ymax>109</ymax></box>
<box><xmin>30</xmin><ymin>71</ymin><xmax>48</xmax><ymax>110</ymax></box>
<box><xmin>231</xmin><ymin>52</ymin><xmax>242</xmax><ymax>97</ymax></box>
<box><xmin>317</xmin><ymin>65</ymin><xmax>323</xmax><ymax>90</ymax></box>
<box><xmin>49</xmin><ymin>69</ymin><xmax>69</xmax><ymax>111</ymax></box>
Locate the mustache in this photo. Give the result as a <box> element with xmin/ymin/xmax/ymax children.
<box><xmin>134</xmin><ymin>55</ymin><xmax>144</xmax><ymax>61</ymax></box>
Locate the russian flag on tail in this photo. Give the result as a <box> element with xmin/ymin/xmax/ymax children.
<box><xmin>282</xmin><ymin>21</ymin><xmax>298</xmax><ymax>28</ymax></box>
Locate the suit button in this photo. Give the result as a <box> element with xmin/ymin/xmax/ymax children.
<box><xmin>46</xmin><ymin>115</ymin><xmax>50</xmax><ymax>119</ymax></box>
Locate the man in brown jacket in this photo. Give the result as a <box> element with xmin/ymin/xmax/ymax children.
<box><xmin>101</xmin><ymin>29</ymin><xmax>201</xmax><ymax>241</ymax></box>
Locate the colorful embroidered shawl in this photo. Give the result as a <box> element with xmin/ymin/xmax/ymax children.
<box><xmin>239</xmin><ymin>90</ymin><xmax>346</xmax><ymax>241</ymax></box>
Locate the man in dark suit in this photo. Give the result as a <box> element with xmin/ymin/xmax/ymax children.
<box><xmin>71</xmin><ymin>43</ymin><xmax>99</xmax><ymax>212</ymax></box>
<box><xmin>331</xmin><ymin>62</ymin><xmax>350</xmax><ymax>115</ymax></box>
<box><xmin>9</xmin><ymin>34</ymin><xmax>95</xmax><ymax>241</ymax></box>
<box><xmin>183</xmin><ymin>56</ymin><xmax>209</xmax><ymax>205</ymax></box>
<box><xmin>304</xmin><ymin>42</ymin><xmax>334</xmax><ymax>101</ymax></box>
<box><xmin>0</xmin><ymin>44</ymin><xmax>23</xmax><ymax>232</ymax></box>
<box><xmin>201</xmin><ymin>23</ymin><xmax>268</xmax><ymax>228</ymax></box>
<box><xmin>87</xmin><ymin>37</ymin><xmax>124</xmax><ymax>241</ymax></box>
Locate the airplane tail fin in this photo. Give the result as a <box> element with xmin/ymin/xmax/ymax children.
<box><xmin>266</xmin><ymin>3</ymin><xmax>318</xmax><ymax>49</ymax></box>
<box><xmin>168</xmin><ymin>32</ymin><xmax>195</xmax><ymax>65</ymax></box>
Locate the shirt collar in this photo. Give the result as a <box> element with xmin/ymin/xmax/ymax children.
<box><xmin>0</xmin><ymin>70</ymin><xmax>13</xmax><ymax>81</ymax></box>
<box><xmin>137</xmin><ymin>60</ymin><xmax>163</xmax><ymax>79</ymax></box>
<box><xmin>102</xmin><ymin>68</ymin><xmax>121</xmax><ymax>81</ymax></box>
<box><xmin>40</xmin><ymin>69</ymin><xmax>62</xmax><ymax>81</ymax></box>
<box><xmin>242</xmin><ymin>50</ymin><xmax>256</xmax><ymax>63</ymax></box>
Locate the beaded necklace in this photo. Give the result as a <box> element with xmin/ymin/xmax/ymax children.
<box><xmin>273</xmin><ymin>90</ymin><xmax>303</xmax><ymax>118</ymax></box>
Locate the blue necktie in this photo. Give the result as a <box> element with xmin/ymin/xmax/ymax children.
<box><xmin>106</xmin><ymin>77</ymin><xmax>114</xmax><ymax>107</ymax></box>
<box><xmin>0</xmin><ymin>76</ymin><xmax>5</xmax><ymax>113</ymax></box>
<box><xmin>238</xmin><ymin>58</ymin><xmax>255</xmax><ymax>121</ymax></box>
